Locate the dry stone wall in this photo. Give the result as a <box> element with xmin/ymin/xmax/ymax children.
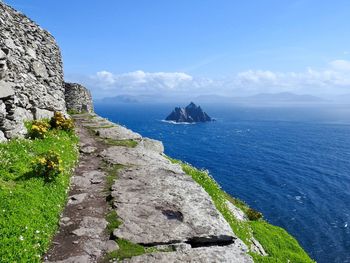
<box><xmin>65</xmin><ymin>82</ymin><xmax>94</xmax><ymax>113</ymax></box>
<box><xmin>0</xmin><ymin>1</ymin><xmax>66</xmax><ymax>141</ymax></box>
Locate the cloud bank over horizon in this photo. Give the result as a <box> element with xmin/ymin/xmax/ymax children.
<box><xmin>67</xmin><ymin>60</ymin><xmax>350</xmax><ymax>100</ymax></box>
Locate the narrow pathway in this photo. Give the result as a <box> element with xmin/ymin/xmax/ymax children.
<box><xmin>44</xmin><ymin>114</ymin><xmax>116</xmax><ymax>262</ymax></box>
<box><xmin>45</xmin><ymin>113</ymin><xmax>253</xmax><ymax>263</ymax></box>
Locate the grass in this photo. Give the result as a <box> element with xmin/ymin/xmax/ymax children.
<box><xmin>104</xmin><ymin>138</ymin><xmax>138</xmax><ymax>148</ymax></box>
<box><xmin>106</xmin><ymin>210</ymin><xmax>122</xmax><ymax>234</ymax></box>
<box><xmin>67</xmin><ymin>109</ymin><xmax>82</xmax><ymax>115</ymax></box>
<box><xmin>104</xmin><ymin>239</ymin><xmax>154</xmax><ymax>261</ymax></box>
<box><xmin>104</xmin><ymin>239</ymin><xmax>173</xmax><ymax>262</ymax></box>
<box><xmin>168</xmin><ymin>157</ymin><xmax>314</xmax><ymax>263</ymax></box>
<box><xmin>101</xmin><ymin>162</ymin><xmax>124</xmax><ymax>195</ymax></box>
<box><xmin>0</xmin><ymin>129</ymin><xmax>79</xmax><ymax>262</ymax></box>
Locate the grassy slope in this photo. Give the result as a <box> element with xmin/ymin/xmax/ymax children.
<box><xmin>0</xmin><ymin>130</ymin><xmax>79</xmax><ymax>262</ymax></box>
<box><xmin>169</xmin><ymin>158</ymin><xmax>314</xmax><ymax>263</ymax></box>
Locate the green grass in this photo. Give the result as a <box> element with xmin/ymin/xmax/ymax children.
<box><xmin>0</xmin><ymin>129</ymin><xmax>79</xmax><ymax>262</ymax></box>
<box><xmin>168</xmin><ymin>157</ymin><xmax>314</xmax><ymax>263</ymax></box>
<box><xmin>249</xmin><ymin>222</ymin><xmax>313</xmax><ymax>262</ymax></box>
<box><xmin>104</xmin><ymin>239</ymin><xmax>173</xmax><ymax>262</ymax></box>
<box><xmin>101</xmin><ymin>162</ymin><xmax>124</xmax><ymax>194</ymax></box>
<box><xmin>106</xmin><ymin>210</ymin><xmax>122</xmax><ymax>234</ymax></box>
<box><xmin>105</xmin><ymin>239</ymin><xmax>150</xmax><ymax>261</ymax></box>
<box><xmin>67</xmin><ymin>109</ymin><xmax>82</xmax><ymax>115</ymax></box>
<box><xmin>104</xmin><ymin>138</ymin><xmax>138</xmax><ymax>148</ymax></box>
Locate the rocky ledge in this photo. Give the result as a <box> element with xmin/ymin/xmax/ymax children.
<box><xmin>46</xmin><ymin>113</ymin><xmax>253</xmax><ymax>262</ymax></box>
<box><xmin>165</xmin><ymin>102</ymin><xmax>212</xmax><ymax>123</ymax></box>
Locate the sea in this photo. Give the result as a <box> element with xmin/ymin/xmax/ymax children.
<box><xmin>95</xmin><ymin>102</ymin><xmax>350</xmax><ymax>263</ymax></box>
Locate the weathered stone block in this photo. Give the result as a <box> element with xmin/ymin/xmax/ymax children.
<box><xmin>64</xmin><ymin>82</ymin><xmax>94</xmax><ymax>113</ymax></box>
<box><xmin>0</xmin><ymin>81</ymin><xmax>14</xmax><ymax>98</ymax></box>
<box><xmin>0</xmin><ymin>130</ymin><xmax>6</xmax><ymax>142</ymax></box>
<box><xmin>33</xmin><ymin>108</ymin><xmax>54</xmax><ymax>120</ymax></box>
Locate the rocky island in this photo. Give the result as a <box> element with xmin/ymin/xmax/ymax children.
<box><xmin>165</xmin><ymin>102</ymin><xmax>212</xmax><ymax>123</ymax></box>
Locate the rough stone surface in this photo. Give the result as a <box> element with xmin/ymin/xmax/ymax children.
<box><xmin>33</xmin><ymin>108</ymin><xmax>55</xmax><ymax>119</ymax></box>
<box><xmin>95</xmin><ymin>125</ymin><xmax>142</xmax><ymax>140</ymax></box>
<box><xmin>105</xmin><ymin>240</ymin><xmax>119</xmax><ymax>253</ymax></box>
<box><xmin>111</xmin><ymin>165</ymin><xmax>234</xmax><ymax>245</ymax></box>
<box><xmin>79</xmin><ymin>145</ymin><xmax>97</xmax><ymax>154</ymax></box>
<box><xmin>64</xmin><ymin>82</ymin><xmax>94</xmax><ymax>113</ymax></box>
<box><xmin>0</xmin><ymin>81</ymin><xmax>15</xmax><ymax>98</ymax></box>
<box><xmin>45</xmin><ymin>114</ymin><xmax>253</xmax><ymax>262</ymax></box>
<box><xmin>0</xmin><ymin>130</ymin><xmax>6</xmax><ymax>142</ymax></box>
<box><xmin>71</xmin><ymin>216</ymin><xmax>107</xmax><ymax>237</ymax></box>
<box><xmin>166</xmin><ymin>102</ymin><xmax>212</xmax><ymax>123</ymax></box>
<box><xmin>250</xmin><ymin>237</ymin><xmax>268</xmax><ymax>256</ymax></box>
<box><xmin>68</xmin><ymin>193</ymin><xmax>87</xmax><ymax>205</ymax></box>
<box><xmin>139</xmin><ymin>137</ymin><xmax>164</xmax><ymax>154</ymax></box>
<box><xmin>123</xmin><ymin>243</ymin><xmax>253</xmax><ymax>263</ymax></box>
<box><xmin>226</xmin><ymin>200</ymin><xmax>248</xmax><ymax>221</ymax></box>
<box><xmin>100</xmin><ymin>145</ymin><xmax>183</xmax><ymax>174</ymax></box>
<box><xmin>0</xmin><ymin>2</ymin><xmax>66</xmax><ymax>139</ymax></box>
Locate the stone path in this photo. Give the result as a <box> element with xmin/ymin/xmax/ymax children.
<box><xmin>44</xmin><ymin>114</ymin><xmax>117</xmax><ymax>262</ymax></box>
<box><xmin>45</xmin><ymin>114</ymin><xmax>253</xmax><ymax>262</ymax></box>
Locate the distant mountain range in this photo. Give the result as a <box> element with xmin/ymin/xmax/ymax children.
<box><xmin>96</xmin><ymin>92</ymin><xmax>349</xmax><ymax>106</ymax></box>
<box><xmin>195</xmin><ymin>92</ymin><xmax>326</xmax><ymax>105</ymax></box>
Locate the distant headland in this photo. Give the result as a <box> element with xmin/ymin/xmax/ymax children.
<box><xmin>165</xmin><ymin>102</ymin><xmax>212</xmax><ymax>123</ymax></box>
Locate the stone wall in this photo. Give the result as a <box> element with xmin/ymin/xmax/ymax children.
<box><xmin>0</xmin><ymin>2</ymin><xmax>65</xmax><ymax>141</ymax></box>
<box><xmin>64</xmin><ymin>83</ymin><xmax>94</xmax><ymax>113</ymax></box>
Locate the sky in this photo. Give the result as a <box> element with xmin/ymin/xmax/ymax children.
<box><xmin>5</xmin><ymin>0</ymin><xmax>350</xmax><ymax>99</ymax></box>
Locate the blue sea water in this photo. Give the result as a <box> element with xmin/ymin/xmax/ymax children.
<box><xmin>95</xmin><ymin>103</ymin><xmax>350</xmax><ymax>263</ymax></box>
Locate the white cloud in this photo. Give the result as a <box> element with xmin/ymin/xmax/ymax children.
<box><xmin>73</xmin><ymin>60</ymin><xmax>350</xmax><ymax>99</ymax></box>
<box><xmin>329</xmin><ymin>59</ymin><xmax>350</xmax><ymax>72</ymax></box>
<box><xmin>92</xmin><ymin>70</ymin><xmax>193</xmax><ymax>93</ymax></box>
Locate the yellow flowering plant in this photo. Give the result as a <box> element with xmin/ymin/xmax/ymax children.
<box><xmin>32</xmin><ymin>151</ymin><xmax>63</xmax><ymax>182</ymax></box>
<box><xmin>50</xmin><ymin>112</ymin><xmax>74</xmax><ymax>132</ymax></box>
<box><xmin>28</xmin><ymin>120</ymin><xmax>50</xmax><ymax>139</ymax></box>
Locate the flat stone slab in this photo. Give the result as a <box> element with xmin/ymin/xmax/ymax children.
<box><xmin>71</xmin><ymin>216</ymin><xmax>107</xmax><ymax>237</ymax></box>
<box><xmin>111</xmin><ymin>165</ymin><xmax>234</xmax><ymax>245</ymax></box>
<box><xmin>123</xmin><ymin>242</ymin><xmax>253</xmax><ymax>263</ymax></box>
<box><xmin>95</xmin><ymin>125</ymin><xmax>141</xmax><ymax>140</ymax></box>
<box><xmin>100</xmin><ymin>145</ymin><xmax>183</xmax><ymax>174</ymax></box>
<box><xmin>72</xmin><ymin>171</ymin><xmax>105</xmax><ymax>189</ymax></box>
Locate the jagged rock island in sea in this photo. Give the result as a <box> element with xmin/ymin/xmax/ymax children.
<box><xmin>165</xmin><ymin>102</ymin><xmax>212</xmax><ymax>123</ymax></box>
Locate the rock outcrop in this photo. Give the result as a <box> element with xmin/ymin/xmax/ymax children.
<box><xmin>57</xmin><ymin>113</ymin><xmax>253</xmax><ymax>262</ymax></box>
<box><xmin>0</xmin><ymin>2</ymin><xmax>65</xmax><ymax>140</ymax></box>
<box><xmin>165</xmin><ymin>102</ymin><xmax>212</xmax><ymax>123</ymax></box>
<box><xmin>64</xmin><ymin>82</ymin><xmax>94</xmax><ymax>113</ymax></box>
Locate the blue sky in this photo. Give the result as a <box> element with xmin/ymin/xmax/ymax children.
<box><xmin>6</xmin><ymin>0</ymin><xmax>350</xmax><ymax>98</ymax></box>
